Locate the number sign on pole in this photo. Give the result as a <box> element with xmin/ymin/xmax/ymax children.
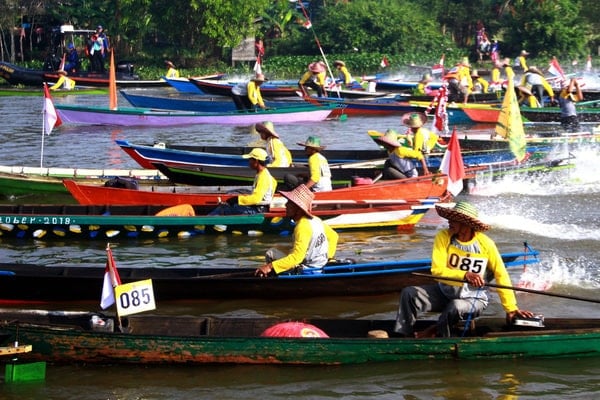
<box><xmin>114</xmin><ymin>279</ymin><xmax>156</xmax><ymax>316</ymax></box>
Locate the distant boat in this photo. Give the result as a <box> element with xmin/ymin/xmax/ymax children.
<box><xmin>120</xmin><ymin>90</ymin><xmax>301</xmax><ymax>112</ymax></box>
<box><xmin>54</xmin><ymin>103</ymin><xmax>335</xmax><ymax>127</ymax></box>
<box><xmin>0</xmin><ymin>60</ymin><xmax>165</xmax><ymax>88</ymax></box>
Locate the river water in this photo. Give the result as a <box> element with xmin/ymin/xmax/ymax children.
<box><xmin>0</xmin><ymin>92</ymin><xmax>599</xmax><ymax>399</ymax></box>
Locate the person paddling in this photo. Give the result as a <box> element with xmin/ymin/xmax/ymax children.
<box><xmin>374</xmin><ymin>130</ymin><xmax>429</xmax><ymax>179</ymax></box>
<box><xmin>255</xmin><ymin>184</ymin><xmax>338</xmax><ymax>277</ymax></box>
<box><xmin>394</xmin><ymin>201</ymin><xmax>536</xmax><ymax>338</ymax></box>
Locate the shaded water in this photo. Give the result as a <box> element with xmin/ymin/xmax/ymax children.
<box><xmin>0</xmin><ymin>92</ymin><xmax>599</xmax><ymax>398</ymax></box>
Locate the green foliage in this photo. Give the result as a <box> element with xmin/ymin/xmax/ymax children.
<box><xmin>3</xmin><ymin>0</ymin><xmax>599</xmax><ymax>77</ymax></box>
<box><xmin>499</xmin><ymin>0</ymin><xmax>587</xmax><ymax>59</ymax></box>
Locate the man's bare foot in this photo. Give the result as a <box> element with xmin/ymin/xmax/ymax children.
<box><xmin>415</xmin><ymin>324</ymin><xmax>437</xmax><ymax>338</ymax></box>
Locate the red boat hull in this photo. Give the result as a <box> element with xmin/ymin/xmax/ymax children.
<box><xmin>63</xmin><ymin>175</ymin><xmax>448</xmax><ymax>206</ymax></box>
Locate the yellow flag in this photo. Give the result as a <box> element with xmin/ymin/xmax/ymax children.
<box><xmin>495</xmin><ymin>75</ymin><xmax>526</xmax><ymax>162</ymax></box>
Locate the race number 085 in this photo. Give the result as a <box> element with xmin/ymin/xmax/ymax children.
<box><xmin>119</xmin><ymin>287</ymin><xmax>151</xmax><ymax>309</ymax></box>
<box><xmin>448</xmin><ymin>254</ymin><xmax>486</xmax><ymax>274</ymax></box>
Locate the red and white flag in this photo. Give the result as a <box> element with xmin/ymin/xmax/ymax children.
<box><xmin>43</xmin><ymin>83</ymin><xmax>62</xmax><ymax>135</ymax></box>
<box><xmin>439</xmin><ymin>127</ymin><xmax>465</xmax><ymax>197</ymax></box>
<box><xmin>431</xmin><ymin>54</ymin><xmax>445</xmax><ymax>75</ymax></box>
<box><xmin>302</xmin><ymin>19</ymin><xmax>312</xmax><ymax>29</ymax></box>
<box><xmin>380</xmin><ymin>56</ymin><xmax>389</xmax><ymax>68</ymax></box>
<box><xmin>430</xmin><ymin>85</ymin><xmax>448</xmax><ymax>135</ymax></box>
<box><xmin>100</xmin><ymin>244</ymin><xmax>122</xmax><ymax>310</ymax></box>
<box><xmin>548</xmin><ymin>57</ymin><xmax>566</xmax><ymax>82</ymax></box>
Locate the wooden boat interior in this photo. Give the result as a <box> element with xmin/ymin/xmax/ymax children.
<box><xmin>2</xmin><ymin>309</ymin><xmax>600</xmax><ymax>339</ymax></box>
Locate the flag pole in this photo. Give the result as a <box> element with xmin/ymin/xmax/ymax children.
<box><xmin>296</xmin><ymin>1</ymin><xmax>339</xmax><ymax>97</ymax></box>
<box><xmin>40</xmin><ymin>84</ymin><xmax>46</xmax><ymax>168</ymax></box>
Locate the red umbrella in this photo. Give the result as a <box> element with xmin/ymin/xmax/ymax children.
<box><xmin>261</xmin><ymin>322</ymin><xmax>329</xmax><ymax>338</ymax></box>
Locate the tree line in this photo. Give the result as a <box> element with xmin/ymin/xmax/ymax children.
<box><xmin>1</xmin><ymin>0</ymin><xmax>598</xmax><ymax>75</ymax></box>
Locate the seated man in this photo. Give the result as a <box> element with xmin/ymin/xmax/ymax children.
<box><xmin>50</xmin><ymin>70</ymin><xmax>76</xmax><ymax>90</ymax></box>
<box><xmin>255</xmin><ymin>121</ymin><xmax>292</xmax><ymax>167</ymax></box>
<box><xmin>255</xmin><ymin>184</ymin><xmax>338</xmax><ymax>276</ymax></box>
<box><xmin>209</xmin><ymin>148</ymin><xmax>277</xmax><ymax>215</ymax></box>
<box><xmin>374</xmin><ymin>130</ymin><xmax>429</xmax><ymax>179</ymax></box>
<box><xmin>394</xmin><ymin>201</ymin><xmax>535</xmax><ymax>338</ymax></box>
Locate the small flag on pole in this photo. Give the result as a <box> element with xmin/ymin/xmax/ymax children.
<box><xmin>547</xmin><ymin>57</ymin><xmax>566</xmax><ymax>83</ymax></box>
<box><xmin>302</xmin><ymin>19</ymin><xmax>312</xmax><ymax>29</ymax></box>
<box><xmin>431</xmin><ymin>54</ymin><xmax>445</xmax><ymax>75</ymax></box>
<box><xmin>430</xmin><ymin>85</ymin><xmax>448</xmax><ymax>135</ymax></box>
<box><xmin>439</xmin><ymin>127</ymin><xmax>465</xmax><ymax>197</ymax></box>
<box><xmin>380</xmin><ymin>56</ymin><xmax>389</xmax><ymax>68</ymax></box>
<box><xmin>100</xmin><ymin>244</ymin><xmax>122</xmax><ymax>310</ymax></box>
<box><xmin>43</xmin><ymin>83</ymin><xmax>62</xmax><ymax>135</ymax></box>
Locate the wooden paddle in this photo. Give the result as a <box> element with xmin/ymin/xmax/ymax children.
<box><xmin>412</xmin><ymin>272</ymin><xmax>600</xmax><ymax>304</ymax></box>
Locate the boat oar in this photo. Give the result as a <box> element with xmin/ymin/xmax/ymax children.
<box><xmin>412</xmin><ymin>272</ymin><xmax>600</xmax><ymax>304</ymax></box>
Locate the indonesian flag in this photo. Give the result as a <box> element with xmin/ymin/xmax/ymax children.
<box><xmin>439</xmin><ymin>127</ymin><xmax>465</xmax><ymax>197</ymax></box>
<box><xmin>586</xmin><ymin>55</ymin><xmax>592</xmax><ymax>72</ymax></box>
<box><xmin>548</xmin><ymin>57</ymin><xmax>566</xmax><ymax>82</ymax></box>
<box><xmin>43</xmin><ymin>83</ymin><xmax>62</xmax><ymax>135</ymax></box>
<box><xmin>100</xmin><ymin>244</ymin><xmax>122</xmax><ymax>310</ymax></box>
<box><xmin>431</xmin><ymin>54</ymin><xmax>445</xmax><ymax>75</ymax></box>
<box><xmin>380</xmin><ymin>56</ymin><xmax>389</xmax><ymax>68</ymax></box>
<box><xmin>302</xmin><ymin>19</ymin><xmax>312</xmax><ymax>29</ymax></box>
<box><xmin>430</xmin><ymin>84</ymin><xmax>448</xmax><ymax>135</ymax></box>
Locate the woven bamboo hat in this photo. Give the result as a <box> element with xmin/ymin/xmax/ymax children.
<box><xmin>333</xmin><ymin>60</ymin><xmax>345</xmax><ymax>67</ymax></box>
<box><xmin>309</xmin><ymin>62</ymin><xmax>325</xmax><ymax>73</ymax></box>
<box><xmin>242</xmin><ymin>148</ymin><xmax>268</xmax><ymax>162</ymax></box>
<box><xmin>402</xmin><ymin>112</ymin><xmax>427</xmax><ymax>128</ymax></box>
<box><xmin>297</xmin><ymin>136</ymin><xmax>325</xmax><ymax>150</ymax></box>
<box><xmin>435</xmin><ymin>201</ymin><xmax>490</xmax><ymax>232</ymax></box>
<box><xmin>374</xmin><ymin>130</ymin><xmax>401</xmax><ymax>148</ymax></box>
<box><xmin>280</xmin><ymin>184</ymin><xmax>314</xmax><ymax>217</ymax></box>
<box><xmin>252</xmin><ymin>73</ymin><xmax>267</xmax><ymax>82</ymax></box>
<box><xmin>255</xmin><ymin>121</ymin><xmax>279</xmax><ymax>138</ymax></box>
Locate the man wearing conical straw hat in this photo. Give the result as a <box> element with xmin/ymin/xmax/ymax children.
<box><xmin>374</xmin><ymin>130</ymin><xmax>429</xmax><ymax>179</ymax></box>
<box><xmin>401</xmin><ymin>112</ymin><xmax>440</xmax><ymax>154</ymax></box>
<box><xmin>255</xmin><ymin>184</ymin><xmax>338</xmax><ymax>276</ymax></box>
<box><xmin>254</xmin><ymin>121</ymin><xmax>292</xmax><ymax>168</ymax></box>
<box><xmin>209</xmin><ymin>148</ymin><xmax>277</xmax><ymax>216</ymax></box>
<box><xmin>394</xmin><ymin>201</ymin><xmax>535</xmax><ymax>338</ymax></box>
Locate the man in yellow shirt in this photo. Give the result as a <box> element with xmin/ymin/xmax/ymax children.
<box><xmin>232</xmin><ymin>73</ymin><xmax>267</xmax><ymax>111</ymax></box>
<box><xmin>255</xmin><ymin>121</ymin><xmax>292</xmax><ymax>167</ymax></box>
<box><xmin>374</xmin><ymin>130</ymin><xmax>429</xmax><ymax>179</ymax></box>
<box><xmin>209</xmin><ymin>148</ymin><xmax>276</xmax><ymax>215</ymax></box>
<box><xmin>402</xmin><ymin>112</ymin><xmax>439</xmax><ymax>154</ymax></box>
<box><xmin>298</xmin><ymin>61</ymin><xmax>326</xmax><ymax>97</ymax></box>
<box><xmin>298</xmin><ymin>136</ymin><xmax>331</xmax><ymax>192</ymax></box>
<box><xmin>394</xmin><ymin>201</ymin><xmax>535</xmax><ymax>337</ymax></box>
<box><xmin>50</xmin><ymin>70</ymin><xmax>76</xmax><ymax>91</ymax></box>
<box><xmin>165</xmin><ymin>60</ymin><xmax>179</xmax><ymax>78</ymax></box>
<box><xmin>255</xmin><ymin>184</ymin><xmax>338</xmax><ymax>276</ymax></box>
<box><xmin>333</xmin><ymin>60</ymin><xmax>358</xmax><ymax>89</ymax></box>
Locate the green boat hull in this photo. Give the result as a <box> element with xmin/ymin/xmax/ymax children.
<box><xmin>2</xmin><ymin>311</ymin><xmax>599</xmax><ymax>365</ymax></box>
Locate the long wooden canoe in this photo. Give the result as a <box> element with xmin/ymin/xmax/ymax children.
<box><xmin>0</xmin><ymin>249</ymin><xmax>538</xmax><ymax>300</ymax></box>
<box><xmin>55</xmin><ymin>103</ymin><xmax>335</xmax><ymax>127</ymax></box>
<box><xmin>3</xmin><ymin>306</ymin><xmax>599</xmax><ymax>365</ymax></box>
<box><xmin>0</xmin><ymin>166</ymin><xmax>167</xmax><ymax>197</ymax></box>
<box><xmin>0</xmin><ymin>198</ymin><xmax>435</xmax><ymax>240</ymax></box>
<box><xmin>116</xmin><ymin>140</ymin><xmax>388</xmax><ymax>169</ymax></box>
<box><xmin>63</xmin><ymin>174</ymin><xmax>449</xmax><ymax>206</ymax></box>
